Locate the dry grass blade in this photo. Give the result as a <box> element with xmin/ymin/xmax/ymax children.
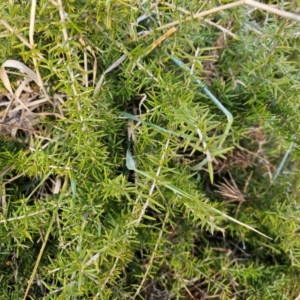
<box><xmin>1</xmin><ymin>183</ymin><xmax>7</xmax><ymax>218</ymax></box>
<box><xmin>29</xmin><ymin>0</ymin><xmax>37</xmax><ymax>47</ymax></box>
<box><xmin>146</xmin><ymin>27</ymin><xmax>178</xmax><ymax>55</ymax></box>
<box><xmin>163</xmin><ymin>2</ymin><xmax>238</xmax><ymax>39</ymax></box>
<box><xmin>0</xmin><ymin>122</ymin><xmax>37</xmax><ymax>133</ymax></box>
<box><xmin>0</xmin><ymin>79</ymin><xmax>41</xmax><ymax>136</ymax></box>
<box><xmin>0</xmin><ymin>70</ymin><xmax>64</xmax><ymax>138</ymax></box>
<box><xmin>2</xmin><ymin>60</ymin><xmax>39</xmax><ymax>86</ymax></box>
<box><xmin>153</xmin><ymin>0</ymin><xmax>300</xmax><ymax>33</ymax></box>
<box><xmin>294</xmin><ymin>293</ymin><xmax>300</xmax><ymax>300</ymax></box>
<box><xmin>0</xmin><ymin>67</ymin><xmax>13</xmax><ymax>95</ymax></box>
<box><xmin>93</xmin><ymin>54</ymin><xmax>127</xmax><ymax>96</ymax></box>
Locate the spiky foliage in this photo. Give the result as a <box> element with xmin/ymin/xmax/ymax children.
<box><xmin>0</xmin><ymin>1</ymin><xmax>300</xmax><ymax>299</ymax></box>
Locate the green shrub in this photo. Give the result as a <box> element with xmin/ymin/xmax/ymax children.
<box><xmin>0</xmin><ymin>1</ymin><xmax>299</xmax><ymax>299</ymax></box>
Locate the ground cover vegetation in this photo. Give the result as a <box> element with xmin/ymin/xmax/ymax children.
<box><xmin>0</xmin><ymin>0</ymin><xmax>300</xmax><ymax>299</ymax></box>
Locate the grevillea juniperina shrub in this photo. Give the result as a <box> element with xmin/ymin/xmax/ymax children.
<box><xmin>0</xmin><ymin>1</ymin><xmax>300</xmax><ymax>299</ymax></box>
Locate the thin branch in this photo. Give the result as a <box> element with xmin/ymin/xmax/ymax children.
<box><xmin>0</xmin><ymin>20</ymin><xmax>32</xmax><ymax>49</ymax></box>
<box><xmin>133</xmin><ymin>211</ymin><xmax>169</xmax><ymax>298</ymax></box>
<box><xmin>136</xmin><ymin>138</ymin><xmax>170</xmax><ymax>226</ymax></box>
<box><xmin>163</xmin><ymin>2</ymin><xmax>238</xmax><ymax>39</ymax></box>
<box><xmin>146</xmin><ymin>0</ymin><xmax>300</xmax><ymax>34</ymax></box>
<box><xmin>29</xmin><ymin>0</ymin><xmax>36</xmax><ymax>47</ymax></box>
<box><xmin>22</xmin><ymin>209</ymin><xmax>57</xmax><ymax>300</ymax></box>
<box><xmin>0</xmin><ymin>210</ymin><xmax>46</xmax><ymax>224</ymax></box>
<box><xmin>56</xmin><ymin>0</ymin><xmax>77</xmax><ymax>95</ymax></box>
<box><xmin>245</xmin><ymin>0</ymin><xmax>300</xmax><ymax>21</ymax></box>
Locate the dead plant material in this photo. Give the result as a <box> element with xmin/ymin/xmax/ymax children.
<box><xmin>0</xmin><ymin>84</ymin><xmax>49</xmax><ymax>139</ymax></box>
<box><xmin>215</xmin><ymin>172</ymin><xmax>253</xmax><ymax>214</ymax></box>
<box><xmin>212</xmin><ymin>125</ymin><xmax>275</xmax><ymax>178</ymax></box>
<box><xmin>143</xmin><ymin>282</ymin><xmax>171</xmax><ymax>300</ymax></box>
<box><xmin>184</xmin><ymin>283</ymin><xmax>206</xmax><ymax>300</ymax></box>
<box><xmin>215</xmin><ymin>177</ymin><xmax>246</xmax><ymax>204</ymax></box>
<box><xmin>212</xmin><ymin>148</ymin><xmax>255</xmax><ymax>175</ymax></box>
<box><xmin>0</xmin><ymin>60</ymin><xmax>65</xmax><ymax>142</ymax></box>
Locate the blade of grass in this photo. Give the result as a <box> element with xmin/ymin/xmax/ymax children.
<box><xmin>126</xmin><ymin>145</ymin><xmax>271</xmax><ymax>239</ymax></box>
<box><xmin>22</xmin><ymin>206</ymin><xmax>57</xmax><ymax>300</ymax></box>
<box><xmin>170</xmin><ymin>56</ymin><xmax>233</xmax><ymax>147</ymax></box>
